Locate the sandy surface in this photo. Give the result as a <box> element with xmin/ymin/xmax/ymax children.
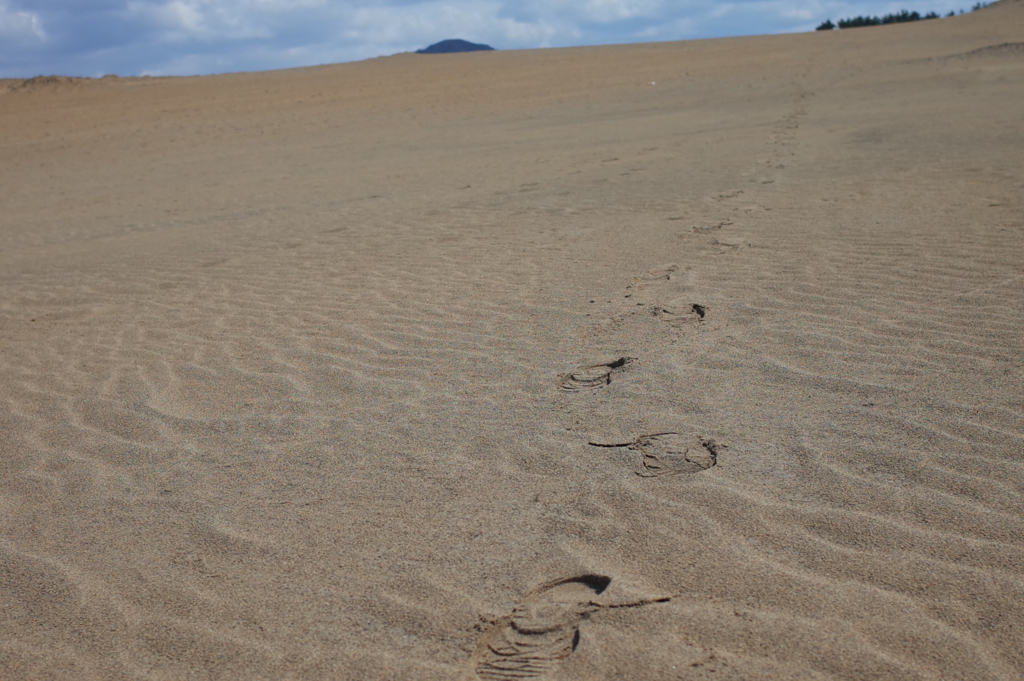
<box><xmin>2</xmin><ymin>4</ymin><xmax>1023</xmax><ymax>680</ymax></box>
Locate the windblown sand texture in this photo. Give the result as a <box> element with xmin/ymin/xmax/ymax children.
<box><xmin>2</xmin><ymin>3</ymin><xmax>1023</xmax><ymax>679</ymax></box>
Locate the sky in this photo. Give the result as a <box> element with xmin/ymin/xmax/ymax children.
<box><xmin>0</xmin><ymin>0</ymin><xmax>978</xmax><ymax>78</ymax></box>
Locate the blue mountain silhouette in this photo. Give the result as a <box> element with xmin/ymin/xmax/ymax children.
<box><xmin>416</xmin><ymin>39</ymin><xmax>495</xmax><ymax>54</ymax></box>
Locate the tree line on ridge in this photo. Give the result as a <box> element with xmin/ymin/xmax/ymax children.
<box><xmin>816</xmin><ymin>2</ymin><xmax>990</xmax><ymax>30</ymax></box>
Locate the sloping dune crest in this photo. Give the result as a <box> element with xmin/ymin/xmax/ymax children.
<box><xmin>1</xmin><ymin>3</ymin><xmax>1023</xmax><ymax>679</ymax></box>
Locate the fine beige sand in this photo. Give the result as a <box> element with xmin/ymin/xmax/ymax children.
<box><xmin>2</xmin><ymin>4</ymin><xmax>1023</xmax><ymax>680</ymax></box>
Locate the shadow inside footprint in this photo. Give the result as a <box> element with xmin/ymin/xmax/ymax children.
<box><xmin>476</xmin><ymin>575</ymin><xmax>611</xmax><ymax>680</ymax></box>
<box><xmin>557</xmin><ymin>357</ymin><xmax>635</xmax><ymax>392</ymax></box>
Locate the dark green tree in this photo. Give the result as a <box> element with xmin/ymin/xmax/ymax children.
<box><xmin>838</xmin><ymin>15</ymin><xmax>881</xmax><ymax>28</ymax></box>
<box><xmin>881</xmin><ymin>10</ymin><xmax>921</xmax><ymax>23</ymax></box>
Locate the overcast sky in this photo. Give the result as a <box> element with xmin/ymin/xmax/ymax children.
<box><xmin>1</xmin><ymin>0</ymin><xmax>975</xmax><ymax>78</ymax></box>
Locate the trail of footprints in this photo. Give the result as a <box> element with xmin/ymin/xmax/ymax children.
<box><xmin>472</xmin><ymin>259</ymin><xmax>725</xmax><ymax>679</ymax></box>
<box><xmin>475</xmin><ymin>109</ymin><xmax>797</xmax><ymax>677</ymax></box>
<box><xmin>572</xmin><ymin>261</ymin><xmax>720</xmax><ymax>480</ymax></box>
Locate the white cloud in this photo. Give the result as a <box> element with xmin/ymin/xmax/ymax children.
<box><xmin>158</xmin><ymin>1</ymin><xmax>204</xmax><ymax>32</ymax></box>
<box><xmin>540</xmin><ymin>0</ymin><xmax>665</xmax><ymax>23</ymax></box>
<box><xmin>126</xmin><ymin>0</ymin><xmax>275</xmax><ymax>41</ymax></box>
<box><xmin>0</xmin><ymin>1</ymin><xmax>46</xmax><ymax>42</ymax></box>
<box><xmin>245</xmin><ymin>0</ymin><xmax>327</xmax><ymax>8</ymax></box>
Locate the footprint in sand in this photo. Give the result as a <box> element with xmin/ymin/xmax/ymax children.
<box><xmin>640</xmin><ymin>263</ymin><xmax>682</xmax><ymax>281</ymax></box>
<box><xmin>653</xmin><ymin>300</ymin><xmax>706</xmax><ymax>327</ymax></box>
<box><xmin>590</xmin><ymin>433</ymin><xmax>722</xmax><ymax>476</ymax></box>
<box><xmin>557</xmin><ymin>357</ymin><xmax>636</xmax><ymax>392</ymax></box>
<box><xmin>475</xmin><ymin>575</ymin><xmax>611</xmax><ymax>680</ymax></box>
<box><xmin>635</xmin><ymin>434</ymin><xmax>720</xmax><ymax>476</ymax></box>
<box><xmin>692</xmin><ymin>220</ymin><xmax>732</xmax><ymax>233</ymax></box>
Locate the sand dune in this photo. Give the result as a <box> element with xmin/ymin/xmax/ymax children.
<box><xmin>2</xmin><ymin>3</ymin><xmax>1023</xmax><ymax>680</ymax></box>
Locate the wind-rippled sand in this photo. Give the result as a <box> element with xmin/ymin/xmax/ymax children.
<box><xmin>2</xmin><ymin>4</ymin><xmax>1023</xmax><ymax>680</ymax></box>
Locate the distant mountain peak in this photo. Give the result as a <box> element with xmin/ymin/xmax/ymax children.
<box><xmin>416</xmin><ymin>39</ymin><xmax>495</xmax><ymax>54</ymax></box>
